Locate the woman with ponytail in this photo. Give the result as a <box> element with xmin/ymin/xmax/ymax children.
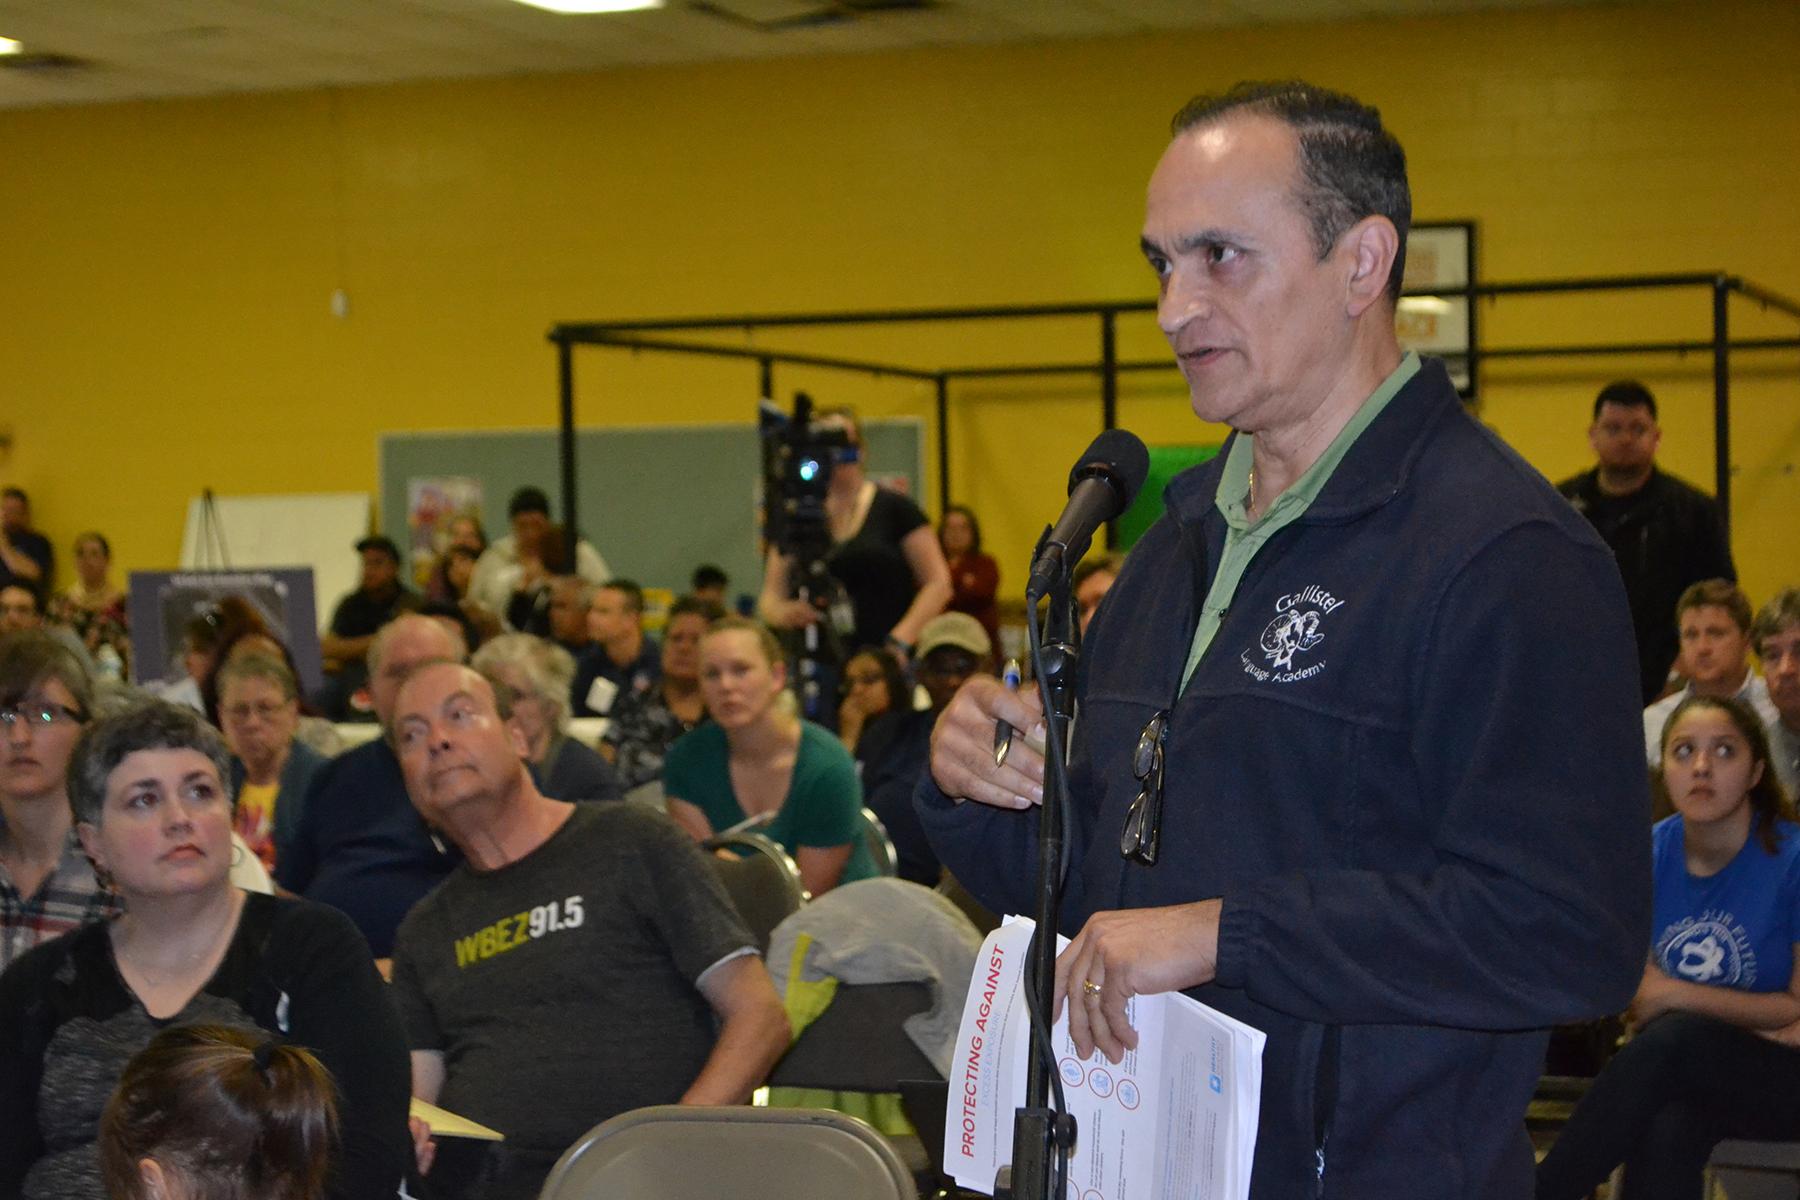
<box><xmin>100</xmin><ymin>1025</ymin><xmax>338</xmax><ymax>1200</ymax></box>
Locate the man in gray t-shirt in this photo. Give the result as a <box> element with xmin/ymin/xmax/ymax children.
<box><xmin>389</xmin><ymin>661</ymin><xmax>789</xmax><ymax>1200</ymax></box>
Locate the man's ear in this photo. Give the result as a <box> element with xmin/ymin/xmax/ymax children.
<box><xmin>1341</xmin><ymin>215</ymin><xmax>1400</xmax><ymax>318</ymax></box>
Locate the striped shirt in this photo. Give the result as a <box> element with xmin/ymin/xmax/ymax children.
<box><xmin>1</xmin><ymin>830</ymin><xmax>122</xmax><ymax>972</ymax></box>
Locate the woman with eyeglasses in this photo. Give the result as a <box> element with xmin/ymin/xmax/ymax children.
<box><xmin>218</xmin><ymin>653</ymin><xmax>327</xmax><ymax>874</ymax></box>
<box><xmin>0</xmin><ymin>633</ymin><xmax>117</xmax><ymax>972</ymax></box>
<box><xmin>0</xmin><ymin>699</ymin><xmax>411</xmax><ymax>1200</ymax></box>
<box><xmin>836</xmin><ymin>646</ymin><xmax>907</xmax><ymax>754</ymax></box>
<box><xmin>1537</xmin><ymin>695</ymin><xmax>1800</xmax><ymax>1200</ymax></box>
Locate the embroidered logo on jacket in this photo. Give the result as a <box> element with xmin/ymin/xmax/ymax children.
<box><xmin>1241</xmin><ymin>585</ymin><xmax>1343</xmax><ymax>683</ymax></box>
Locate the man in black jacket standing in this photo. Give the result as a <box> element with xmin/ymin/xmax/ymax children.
<box><xmin>920</xmin><ymin>81</ymin><xmax>1649</xmax><ymax>1199</ymax></box>
<box><xmin>1558</xmin><ymin>380</ymin><xmax>1735</xmax><ymax>704</ymax></box>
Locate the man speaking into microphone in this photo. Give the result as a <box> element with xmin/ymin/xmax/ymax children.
<box><xmin>919</xmin><ymin>82</ymin><xmax>1648</xmax><ymax>1199</ymax></box>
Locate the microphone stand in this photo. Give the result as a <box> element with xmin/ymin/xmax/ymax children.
<box><xmin>999</xmin><ymin>526</ymin><xmax>1081</xmax><ymax>1200</ymax></box>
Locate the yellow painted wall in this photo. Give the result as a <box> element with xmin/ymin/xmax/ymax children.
<box><xmin>2</xmin><ymin>0</ymin><xmax>1796</xmax><ymax>605</ymax></box>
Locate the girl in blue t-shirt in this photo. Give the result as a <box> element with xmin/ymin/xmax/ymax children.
<box><xmin>1538</xmin><ymin>694</ymin><xmax>1800</xmax><ymax>1200</ymax></box>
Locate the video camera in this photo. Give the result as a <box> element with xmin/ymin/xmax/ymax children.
<box><xmin>759</xmin><ymin>390</ymin><xmax>855</xmax><ymax>584</ymax></box>
<box><xmin>759</xmin><ymin>391</ymin><xmax>857</xmax><ymax>721</ymax></box>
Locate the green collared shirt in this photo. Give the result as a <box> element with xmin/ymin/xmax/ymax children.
<box><xmin>1179</xmin><ymin>351</ymin><xmax>1421</xmax><ymax>691</ymax></box>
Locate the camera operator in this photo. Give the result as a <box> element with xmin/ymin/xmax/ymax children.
<box><xmin>757</xmin><ymin>407</ymin><xmax>951</xmax><ymax>666</ymax></box>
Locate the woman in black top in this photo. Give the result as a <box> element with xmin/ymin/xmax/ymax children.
<box><xmin>758</xmin><ymin>408</ymin><xmax>952</xmax><ymax>663</ymax></box>
<box><xmin>0</xmin><ymin>701</ymin><xmax>411</xmax><ymax>1200</ymax></box>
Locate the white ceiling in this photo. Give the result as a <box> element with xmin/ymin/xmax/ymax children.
<box><xmin>0</xmin><ymin>0</ymin><xmax>1641</xmax><ymax>111</ymax></box>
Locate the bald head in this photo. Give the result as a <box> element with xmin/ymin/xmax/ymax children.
<box><xmin>369</xmin><ymin>614</ymin><xmax>466</xmax><ymax>726</ymax></box>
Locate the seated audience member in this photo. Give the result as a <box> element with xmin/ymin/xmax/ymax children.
<box><xmin>940</xmin><ymin>504</ymin><xmax>1000</xmax><ymax>652</ymax></box>
<box><xmin>0</xmin><ymin>487</ymin><xmax>53</xmax><ymax>594</ymax></box>
<box><xmin>100</xmin><ymin>1025</ymin><xmax>339</xmax><ymax>1200</ymax></box>
<box><xmin>836</xmin><ymin>646</ymin><xmax>907</xmax><ymax>753</ymax></box>
<box><xmin>389</xmin><ymin>660</ymin><xmax>787</xmax><ymax>1200</ymax></box>
<box><xmin>663</xmin><ymin>617</ymin><xmax>875</xmax><ymax>894</ymax></box>
<box><xmin>3</xmin><ymin>582</ymin><xmax>95</xmax><ymax>675</ymax></box>
<box><xmin>600</xmin><ymin>595</ymin><xmax>716</xmax><ymax>791</ymax></box>
<box><xmin>499</xmin><ymin>523</ymin><xmax>570</xmax><ymax>637</ymax></box>
<box><xmin>48</xmin><ymin>532</ymin><xmax>130</xmax><ymax>680</ymax></box>
<box><xmin>690</xmin><ymin>563</ymin><xmax>729</xmax><ymax>610</ymax></box>
<box><xmin>202</xmin><ymin>628</ymin><xmax>342</xmax><ymax>759</ymax></box>
<box><xmin>469</xmin><ymin>634</ymin><xmax>622</xmax><ymax>803</ymax></box>
<box><xmin>0</xmin><ymin>700</ymin><xmax>411</xmax><ymax>1200</ymax></box>
<box><xmin>468</xmin><ymin>487</ymin><xmax>610</xmax><ymax>618</ymax></box>
<box><xmin>1754</xmin><ymin>588</ymin><xmax>1800</xmax><ymax>798</ymax></box>
<box><xmin>425</xmin><ymin>515</ymin><xmax>487</xmax><ymax>604</ymax></box>
<box><xmin>417</xmin><ymin>598</ymin><xmax>489</xmax><ymax>660</ymax></box>
<box><xmin>572</xmin><ymin>578</ymin><xmax>660</xmax><ymax>717</ymax></box>
<box><xmin>543</xmin><ymin>575</ymin><xmax>593</xmax><ymax>657</ymax></box>
<box><xmin>1537</xmin><ymin>695</ymin><xmax>1800</xmax><ymax>1200</ymax></box>
<box><xmin>1</xmin><ymin>634</ymin><xmax>117</xmax><ymax>971</ymax></box>
<box><xmin>0</xmin><ymin>583</ymin><xmax>42</xmax><ymax>636</ymax></box>
<box><xmin>147</xmin><ymin>614</ymin><xmax>214</xmax><ymax>712</ymax></box>
<box><xmin>218</xmin><ymin>653</ymin><xmax>327</xmax><ymax>874</ymax></box>
<box><xmin>858</xmin><ymin>613</ymin><xmax>993</xmax><ymax>886</ymax></box>
<box><xmin>320</xmin><ymin>536</ymin><xmax>419</xmax><ymax>719</ymax></box>
<box><xmin>275</xmin><ymin>614</ymin><xmax>464</xmax><ymax>958</ymax></box>
<box><xmin>1072</xmin><ymin>552</ymin><xmax>1124</xmax><ymax>636</ymax></box>
<box><xmin>433</xmin><ymin>548</ymin><xmax>504</xmax><ymax>647</ymax></box>
<box><xmin>1643</xmin><ymin>578</ymin><xmax>1780</xmax><ymax>761</ymax></box>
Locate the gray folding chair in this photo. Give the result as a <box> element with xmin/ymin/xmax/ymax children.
<box><xmin>537</xmin><ymin>1104</ymin><xmax>915</xmax><ymax>1200</ymax></box>
<box><xmin>703</xmin><ymin>830</ymin><xmax>807</xmax><ymax>952</ymax></box>
<box><xmin>860</xmin><ymin>805</ymin><xmax>899</xmax><ymax>877</ymax></box>
<box><xmin>1705</xmin><ymin>1140</ymin><xmax>1800</xmax><ymax>1199</ymax></box>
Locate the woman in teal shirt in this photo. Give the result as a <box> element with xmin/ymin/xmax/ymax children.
<box><xmin>663</xmin><ymin>617</ymin><xmax>875</xmax><ymax>895</ymax></box>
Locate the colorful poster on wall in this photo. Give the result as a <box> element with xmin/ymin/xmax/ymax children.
<box><xmin>126</xmin><ymin>568</ymin><xmax>323</xmax><ymax>697</ymax></box>
<box><xmin>406</xmin><ymin>476</ymin><xmax>484</xmax><ymax>586</ymax></box>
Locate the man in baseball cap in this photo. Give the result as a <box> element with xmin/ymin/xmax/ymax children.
<box><xmin>858</xmin><ymin>612</ymin><xmax>994</xmax><ymax>884</ymax></box>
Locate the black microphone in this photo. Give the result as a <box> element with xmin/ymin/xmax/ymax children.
<box><xmin>1025</xmin><ymin>429</ymin><xmax>1149</xmax><ymax>600</ymax></box>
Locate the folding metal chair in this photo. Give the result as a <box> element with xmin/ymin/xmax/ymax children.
<box><xmin>703</xmin><ymin>830</ymin><xmax>807</xmax><ymax>953</ymax></box>
<box><xmin>537</xmin><ymin>1104</ymin><xmax>915</xmax><ymax>1200</ymax></box>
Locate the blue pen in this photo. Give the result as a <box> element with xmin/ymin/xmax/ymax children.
<box><xmin>993</xmin><ymin>658</ymin><xmax>1022</xmax><ymax>766</ymax></box>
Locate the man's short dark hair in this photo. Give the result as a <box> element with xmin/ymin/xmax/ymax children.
<box><xmin>691</xmin><ymin>564</ymin><xmax>728</xmax><ymax>592</ymax></box>
<box><xmin>1592</xmin><ymin>380</ymin><xmax>1658</xmax><ymax>423</ymax></box>
<box><xmin>355</xmin><ymin>535</ymin><xmax>401</xmax><ymax>564</ymax></box>
<box><xmin>1171</xmin><ymin>80</ymin><xmax>1411</xmax><ymax>305</ymax></box>
<box><xmin>507</xmin><ymin>487</ymin><xmax>551</xmax><ymax>519</ymax></box>
<box><xmin>1677</xmin><ymin>578</ymin><xmax>1753</xmax><ymax>635</ymax></box>
<box><xmin>1</xmin><ymin>581</ymin><xmax>43</xmax><ymax>613</ymax></box>
<box><xmin>669</xmin><ymin>594</ymin><xmax>725</xmax><ymax>624</ymax></box>
<box><xmin>1073</xmin><ymin>553</ymin><xmax>1125</xmax><ymax>591</ymax></box>
<box><xmin>1</xmin><ymin>486</ymin><xmax>26</xmax><ymax>506</ymax></box>
<box><xmin>601</xmin><ymin>579</ymin><xmax>645</xmax><ymax>616</ymax></box>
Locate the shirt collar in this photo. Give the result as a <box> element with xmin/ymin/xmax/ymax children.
<box><xmin>1215</xmin><ymin>351</ymin><xmax>1421</xmax><ymax>532</ymax></box>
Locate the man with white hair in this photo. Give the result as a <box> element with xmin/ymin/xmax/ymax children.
<box><xmin>392</xmin><ymin>659</ymin><xmax>786</xmax><ymax>1199</ymax></box>
<box><xmin>275</xmin><ymin>613</ymin><xmax>465</xmax><ymax>958</ymax></box>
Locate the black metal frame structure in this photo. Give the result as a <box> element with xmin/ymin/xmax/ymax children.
<box><xmin>549</xmin><ymin>272</ymin><xmax>1800</xmax><ymax>548</ymax></box>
